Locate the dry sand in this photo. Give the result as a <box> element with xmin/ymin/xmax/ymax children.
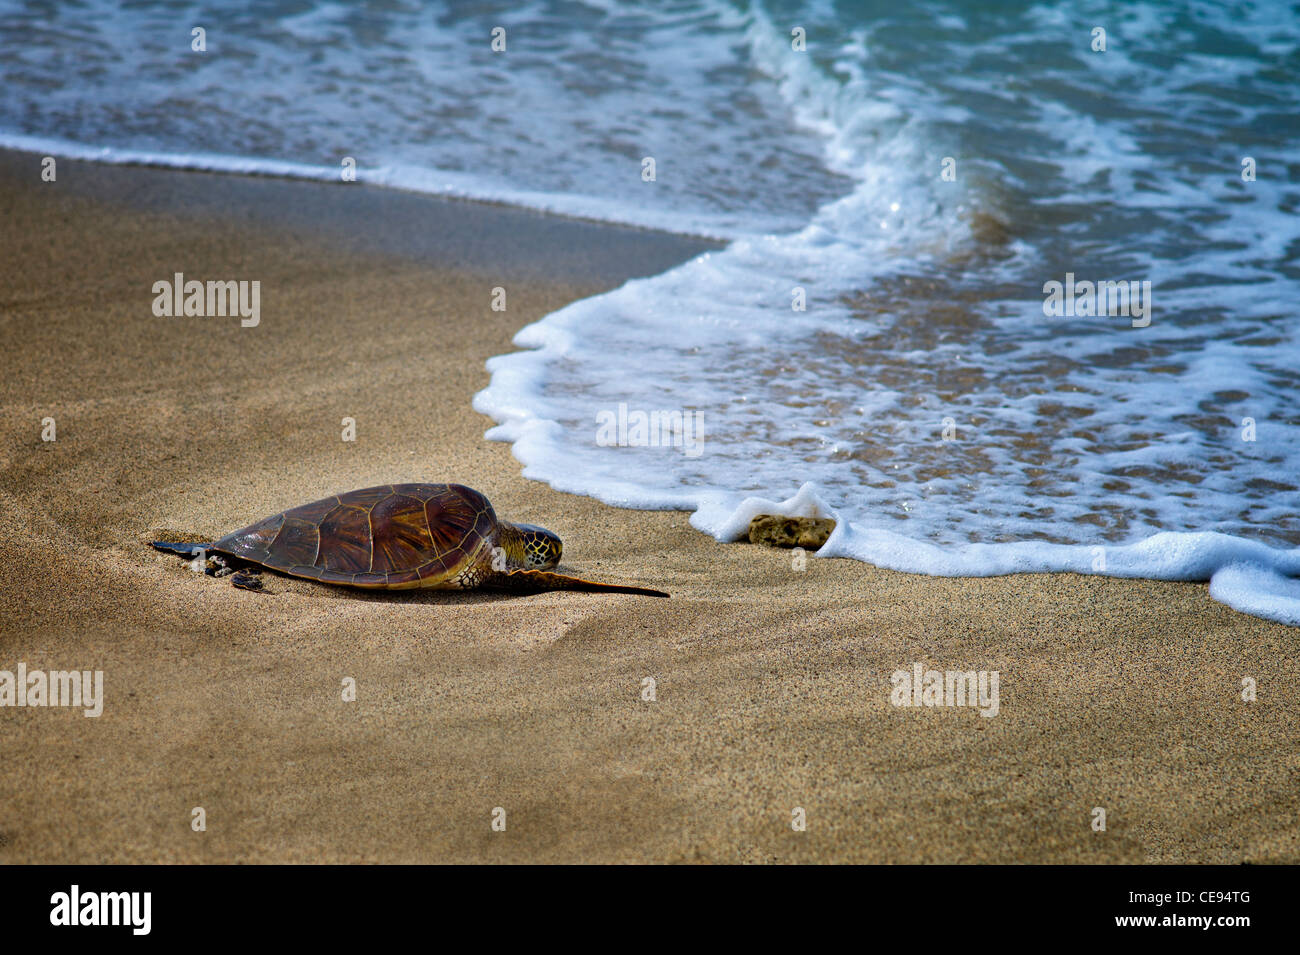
<box><xmin>0</xmin><ymin>150</ymin><xmax>1296</xmax><ymax>864</ymax></box>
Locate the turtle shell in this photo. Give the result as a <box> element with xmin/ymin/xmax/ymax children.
<box><xmin>211</xmin><ymin>483</ymin><xmax>499</xmax><ymax>589</ymax></box>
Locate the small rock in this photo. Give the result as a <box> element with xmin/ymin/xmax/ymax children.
<box><xmin>747</xmin><ymin>515</ymin><xmax>836</xmax><ymax>549</ymax></box>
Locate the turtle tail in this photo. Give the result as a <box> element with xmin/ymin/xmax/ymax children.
<box><xmin>498</xmin><ymin>569</ymin><xmax>669</xmax><ymax>598</ymax></box>
<box><xmin>150</xmin><ymin>541</ymin><xmax>212</xmax><ymax>558</ymax></box>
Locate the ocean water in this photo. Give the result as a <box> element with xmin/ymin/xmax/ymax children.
<box><xmin>4</xmin><ymin>0</ymin><xmax>1299</xmax><ymax>624</ymax></box>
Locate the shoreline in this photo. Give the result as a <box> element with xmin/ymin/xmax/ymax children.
<box><xmin>1</xmin><ymin>149</ymin><xmax>1297</xmax><ymax>864</ymax></box>
<box><xmin>0</xmin><ymin>133</ymin><xmax>739</xmax><ymax>244</ymax></box>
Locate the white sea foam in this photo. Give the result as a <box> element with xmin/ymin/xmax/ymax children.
<box><xmin>0</xmin><ymin>132</ymin><xmax>755</xmax><ymax>240</ymax></box>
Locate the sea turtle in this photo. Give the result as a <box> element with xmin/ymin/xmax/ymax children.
<box><xmin>151</xmin><ymin>483</ymin><xmax>667</xmax><ymax>597</ymax></box>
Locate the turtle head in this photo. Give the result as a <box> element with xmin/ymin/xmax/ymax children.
<box><xmin>501</xmin><ymin>522</ymin><xmax>562</xmax><ymax>571</ymax></box>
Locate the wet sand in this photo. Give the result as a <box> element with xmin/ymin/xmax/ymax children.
<box><xmin>0</xmin><ymin>149</ymin><xmax>1296</xmax><ymax>863</ymax></box>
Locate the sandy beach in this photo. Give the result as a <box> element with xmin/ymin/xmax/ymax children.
<box><xmin>1</xmin><ymin>149</ymin><xmax>1296</xmax><ymax>864</ymax></box>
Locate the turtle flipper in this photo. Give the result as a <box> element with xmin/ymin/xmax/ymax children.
<box><xmin>497</xmin><ymin>569</ymin><xmax>668</xmax><ymax>598</ymax></box>
<box><xmin>151</xmin><ymin>541</ymin><xmax>212</xmax><ymax>558</ymax></box>
<box><xmin>230</xmin><ymin>570</ymin><xmax>264</xmax><ymax>592</ymax></box>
